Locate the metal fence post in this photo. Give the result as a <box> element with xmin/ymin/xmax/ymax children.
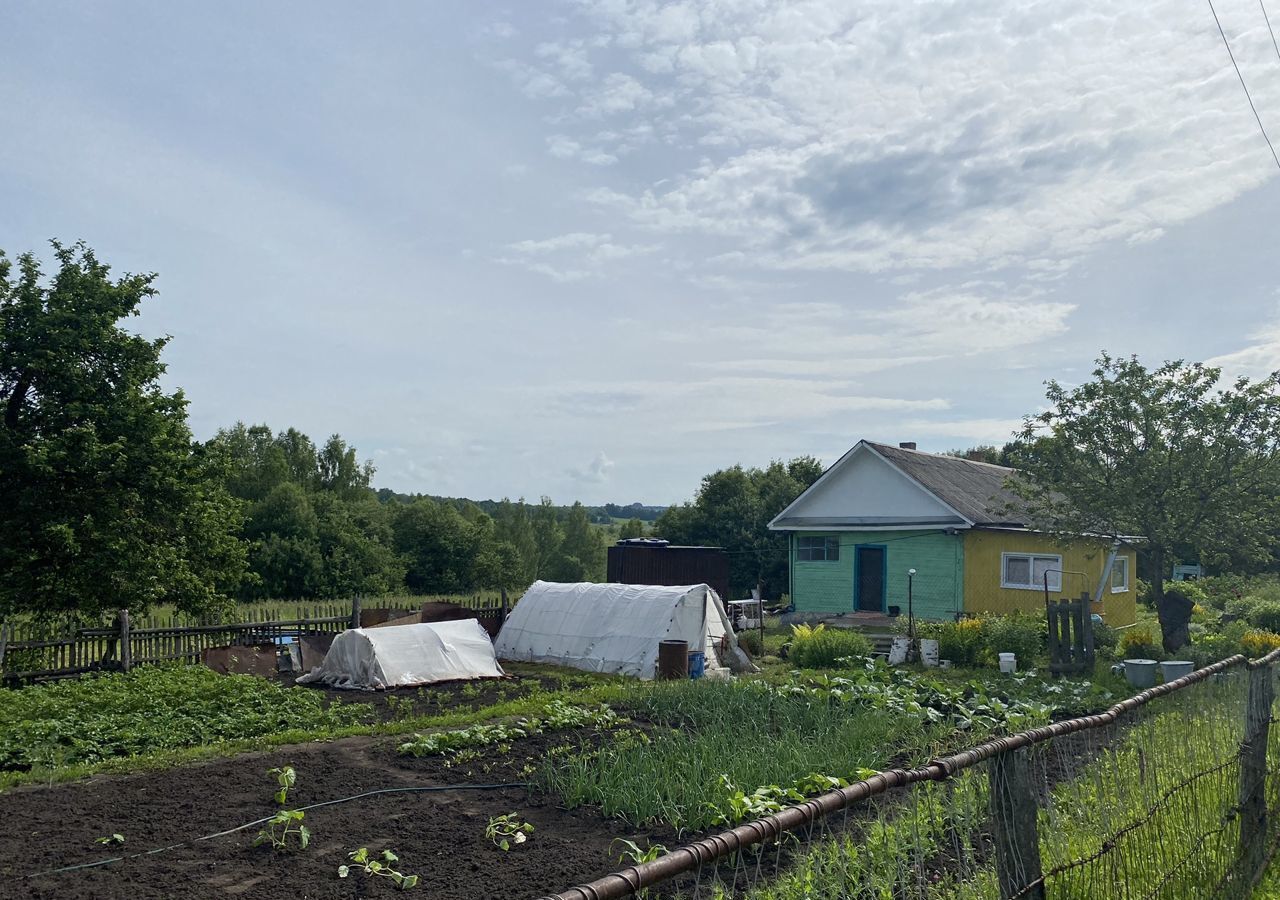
<box><xmin>118</xmin><ymin>609</ymin><xmax>132</xmax><ymax>673</ymax></box>
<box><xmin>990</xmin><ymin>747</ymin><xmax>1045</xmax><ymax>900</ymax></box>
<box><xmin>1239</xmin><ymin>659</ymin><xmax>1274</xmax><ymax>879</ymax></box>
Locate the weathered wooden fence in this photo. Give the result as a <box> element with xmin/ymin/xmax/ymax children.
<box><xmin>0</xmin><ymin>594</ymin><xmax>510</xmax><ymax>684</ymax></box>
<box><xmin>1046</xmin><ymin>591</ymin><xmax>1096</xmax><ymax>676</ymax></box>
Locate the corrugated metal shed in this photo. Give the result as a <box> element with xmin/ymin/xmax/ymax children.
<box><xmin>606</xmin><ymin>540</ymin><xmax>731</xmax><ymax>602</ymax></box>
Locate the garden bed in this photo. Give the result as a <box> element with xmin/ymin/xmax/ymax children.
<box><xmin>0</xmin><ymin>727</ymin><xmax>664</xmax><ymax>900</ymax></box>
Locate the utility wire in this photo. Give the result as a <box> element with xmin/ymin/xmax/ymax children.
<box><xmin>1263</xmin><ymin>0</ymin><xmax>1280</xmax><ymax>63</ymax></box>
<box><xmin>1259</xmin><ymin>0</ymin><xmax>1280</xmax><ymax>63</ymax></box>
<box><xmin>1207</xmin><ymin>0</ymin><xmax>1280</xmax><ymax>170</ymax></box>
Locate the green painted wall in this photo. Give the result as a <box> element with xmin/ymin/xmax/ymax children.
<box><xmin>789</xmin><ymin>530</ymin><xmax>963</xmax><ymax>621</ymax></box>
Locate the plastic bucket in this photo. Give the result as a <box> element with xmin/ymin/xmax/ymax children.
<box><xmin>888</xmin><ymin>636</ymin><xmax>910</xmax><ymax>665</ymax></box>
<box><xmin>687</xmin><ymin>651</ymin><xmax>706</xmax><ymax>680</ymax></box>
<box><xmin>1123</xmin><ymin>658</ymin><xmax>1159</xmax><ymax>688</ymax></box>
<box><xmin>1160</xmin><ymin>660</ymin><xmax>1194</xmax><ymax>683</ymax></box>
<box><xmin>998</xmin><ymin>652</ymin><xmax>1017</xmax><ymax>674</ymax></box>
<box><xmin>919</xmin><ymin>639</ymin><xmax>940</xmax><ymax>667</ymax></box>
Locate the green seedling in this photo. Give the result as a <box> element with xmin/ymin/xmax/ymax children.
<box><xmin>94</xmin><ymin>833</ymin><xmax>126</xmax><ymax>846</ymax></box>
<box><xmin>613</xmin><ymin>837</ymin><xmax>667</xmax><ymax>864</ymax></box>
<box><xmin>256</xmin><ymin>808</ymin><xmax>310</xmax><ymax>850</ymax></box>
<box><xmin>254</xmin><ymin>765</ymin><xmax>310</xmax><ymax>850</ymax></box>
<box><xmin>486</xmin><ymin>812</ymin><xmax>534</xmax><ymax>850</ymax></box>
<box><xmin>338</xmin><ymin>847</ymin><xmax>419</xmax><ymax>889</ymax></box>
<box><xmin>269</xmin><ymin>766</ymin><xmax>296</xmax><ymax>805</ymax></box>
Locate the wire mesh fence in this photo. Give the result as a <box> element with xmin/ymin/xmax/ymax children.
<box><xmin>544</xmin><ymin>652</ymin><xmax>1280</xmax><ymax>900</ymax></box>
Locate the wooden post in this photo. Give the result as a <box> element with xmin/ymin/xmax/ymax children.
<box><xmin>990</xmin><ymin>748</ymin><xmax>1045</xmax><ymax>900</ymax></box>
<box><xmin>350</xmin><ymin>595</ymin><xmax>363</xmax><ymax>630</ymax></box>
<box><xmin>1080</xmin><ymin>591</ymin><xmax>1096</xmax><ymax>670</ymax></box>
<box><xmin>1239</xmin><ymin>662</ymin><xmax>1274</xmax><ymax>878</ymax></box>
<box><xmin>118</xmin><ymin>609</ymin><xmax>132</xmax><ymax>672</ymax></box>
<box><xmin>500</xmin><ymin>588</ymin><xmax>510</xmax><ymax>627</ymax></box>
<box><xmin>0</xmin><ymin>623</ymin><xmax>9</xmax><ymax>674</ymax></box>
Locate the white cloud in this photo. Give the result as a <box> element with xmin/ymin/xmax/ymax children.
<box><xmin>1206</xmin><ymin>309</ymin><xmax>1280</xmax><ymax>379</ymax></box>
<box><xmin>503</xmin><ymin>0</ymin><xmax>1278</xmax><ymax>275</ymax></box>
<box><xmin>566</xmin><ymin>450</ymin><xmax>616</xmax><ymax>484</ymax></box>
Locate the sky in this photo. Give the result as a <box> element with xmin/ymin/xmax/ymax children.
<box><xmin>2</xmin><ymin>1</ymin><xmax>1279</xmax><ymax>506</ymax></box>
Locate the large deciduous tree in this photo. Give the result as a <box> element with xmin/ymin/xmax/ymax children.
<box><xmin>0</xmin><ymin>242</ymin><xmax>247</xmax><ymax>617</ymax></box>
<box><xmin>1013</xmin><ymin>353</ymin><xmax>1280</xmax><ymax>650</ymax></box>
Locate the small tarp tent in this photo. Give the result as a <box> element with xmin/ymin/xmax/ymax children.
<box><xmin>296</xmin><ymin>619</ymin><xmax>504</xmax><ymax>690</ymax></box>
<box><xmin>494</xmin><ymin>581</ymin><xmax>753</xmax><ymax>679</ymax></box>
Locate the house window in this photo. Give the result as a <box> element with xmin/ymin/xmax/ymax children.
<box><xmin>1111</xmin><ymin>556</ymin><xmax>1130</xmax><ymax>593</ymax></box>
<box><xmin>1002</xmin><ymin>552</ymin><xmax>1062</xmax><ymax>591</ymax></box>
<box><xmin>797</xmin><ymin>536</ymin><xmax>840</xmax><ymax>562</ymax></box>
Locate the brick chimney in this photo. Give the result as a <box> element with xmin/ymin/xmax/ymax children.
<box><xmin>899</xmin><ymin>441</ymin><xmax>917</xmax><ymax>450</ymax></box>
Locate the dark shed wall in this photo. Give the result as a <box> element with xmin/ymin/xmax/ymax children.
<box><xmin>606</xmin><ymin>545</ymin><xmax>731</xmax><ymax>602</ymax></box>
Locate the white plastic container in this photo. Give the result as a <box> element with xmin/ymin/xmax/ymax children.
<box><xmin>1160</xmin><ymin>660</ymin><xmax>1195</xmax><ymax>683</ymax></box>
<box><xmin>939</xmin><ymin>659</ymin><xmax>953</xmax><ymax>670</ymax></box>
<box><xmin>919</xmin><ymin>639</ymin><xmax>940</xmax><ymax>667</ymax></box>
<box><xmin>888</xmin><ymin>636</ymin><xmax>909</xmax><ymax>665</ymax></box>
<box><xmin>1123</xmin><ymin>658</ymin><xmax>1159</xmax><ymax>688</ymax></box>
<box><xmin>998</xmin><ymin>652</ymin><xmax>1017</xmax><ymax>674</ymax></box>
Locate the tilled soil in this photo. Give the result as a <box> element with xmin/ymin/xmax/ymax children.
<box><xmin>0</xmin><ymin>728</ymin><xmax>664</xmax><ymax>900</ymax></box>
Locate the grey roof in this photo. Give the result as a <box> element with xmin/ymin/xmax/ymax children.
<box><xmin>866</xmin><ymin>442</ymin><xmax>1030</xmax><ymax>527</ymax></box>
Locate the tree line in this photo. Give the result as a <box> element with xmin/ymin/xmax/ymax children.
<box><xmin>9</xmin><ymin>244</ymin><xmax>1280</xmax><ymax>653</ymax></box>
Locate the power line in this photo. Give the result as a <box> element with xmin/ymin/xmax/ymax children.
<box><xmin>1207</xmin><ymin>0</ymin><xmax>1280</xmax><ymax>170</ymax></box>
<box><xmin>1262</xmin><ymin>0</ymin><xmax>1280</xmax><ymax>64</ymax></box>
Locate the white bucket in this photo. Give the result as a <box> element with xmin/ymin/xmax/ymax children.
<box><xmin>1160</xmin><ymin>660</ymin><xmax>1195</xmax><ymax>683</ymax></box>
<box><xmin>920</xmin><ymin>639</ymin><xmax>940</xmax><ymax>667</ymax></box>
<box><xmin>888</xmin><ymin>636</ymin><xmax>909</xmax><ymax>665</ymax></box>
<box><xmin>939</xmin><ymin>659</ymin><xmax>953</xmax><ymax>670</ymax></box>
<box><xmin>998</xmin><ymin>652</ymin><xmax>1017</xmax><ymax>674</ymax></box>
<box><xmin>1123</xmin><ymin>658</ymin><xmax>1159</xmax><ymax>689</ymax></box>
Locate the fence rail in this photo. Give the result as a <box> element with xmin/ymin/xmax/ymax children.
<box><xmin>0</xmin><ymin>595</ymin><xmax>509</xmax><ymax>683</ymax></box>
<box><xmin>542</xmin><ymin>648</ymin><xmax>1280</xmax><ymax>900</ymax></box>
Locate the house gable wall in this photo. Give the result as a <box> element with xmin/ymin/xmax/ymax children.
<box><xmin>962</xmin><ymin>530</ymin><xmax>1137</xmax><ymax>625</ymax></box>
<box><xmin>775</xmin><ymin>448</ymin><xmax>965</xmax><ymax>527</ymax></box>
<box><xmin>790</xmin><ymin>529</ymin><xmax>963</xmax><ymax>620</ymax></box>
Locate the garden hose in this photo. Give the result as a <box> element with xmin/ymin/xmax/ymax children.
<box><xmin>25</xmin><ymin>781</ymin><xmax>532</xmax><ymax>879</ymax></box>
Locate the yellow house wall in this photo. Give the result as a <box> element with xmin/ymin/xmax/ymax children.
<box><xmin>962</xmin><ymin>530</ymin><xmax>1137</xmax><ymax>626</ymax></box>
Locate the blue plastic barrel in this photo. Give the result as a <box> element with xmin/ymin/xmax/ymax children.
<box><xmin>687</xmin><ymin>651</ymin><xmax>706</xmax><ymax>680</ymax></box>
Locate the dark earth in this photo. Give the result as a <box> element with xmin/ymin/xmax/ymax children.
<box><xmin>0</xmin><ymin>724</ymin><xmax>672</xmax><ymax>900</ymax></box>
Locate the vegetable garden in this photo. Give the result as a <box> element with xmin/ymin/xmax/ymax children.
<box><xmin>1</xmin><ymin>609</ymin><xmax>1278</xmax><ymax>899</ymax></box>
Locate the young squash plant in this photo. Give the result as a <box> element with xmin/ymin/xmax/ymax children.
<box><xmin>338</xmin><ymin>847</ymin><xmax>419</xmax><ymax>890</ymax></box>
<box><xmin>486</xmin><ymin>812</ymin><xmax>534</xmax><ymax>850</ymax></box>
<box><xmin>255</xmin><ymin>766</ymin><xmax>311</xmax><ymax>851</ymax></box>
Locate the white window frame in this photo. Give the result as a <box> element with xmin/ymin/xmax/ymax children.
<box><xmin>796</xmin><ymin>536</ymin><xmax>840</xmax><ymax>562</ymax></box>
<box><xmin>1110</xmin><ymin>556</ymin><xmax>1130</xmax><ymax>593</ymax></box>
<box><xmin>1001</xmin><ymin>552</ymin><xmax>1063</xmax><ymax>591</ymax></box>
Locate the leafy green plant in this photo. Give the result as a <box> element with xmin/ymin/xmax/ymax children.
<box><xmin>94</xmin><ymin>833</ymin><xmax>125</xmax><ymax>846</ymax></box>
<box><xmin>929</xmin><ymin>618</ymin><xmax>985</xmax><ymax>666</ymax></box>
<box><xmin>0</xmin><ymin>666</ymin><xmax>372</xmax><ymax>774</ymax></box>
<box><xmin>338</xmin><ymin>847</ymin><xmax>419</xmax><ymax>889</ymax></box>
<box><xmin>1119</xmin><ymin>627</ymin><xmax>1163</xmax><ymax>660</ymax></box>
<box><xmin>486</xmin><ymin>812</ymin><xmax>534</xmax><ymax>850</ymax></box>
<box><xmin>788</xmin><ymin>623</ymin><xmax>872</xmax><ymax>668</ymax></box>
<box><xmin>397</xmin><ymin>701</ymin><xmax>620</xmax><ymax>758</ymax></box>
<box><xmin>254</xmin><ymin>766</ymin><xmax>310</xmax><ymax>851</ymax></box>
<box><xmin>613</xmin><ymin>837</ymin><xmax>668</xmax><ymax>864</ymax></box>
<box><xmin>385</xmin><ymin>695</ymin><xmax>417</xmax><ymax>721</ymax></box>
<box><xmin>980</xmin><ymin>611</ymin><xmax>1044</xmax><ymax>667</ymax></box>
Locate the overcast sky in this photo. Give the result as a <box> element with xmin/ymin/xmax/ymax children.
<box><xmin>3</xmin><ymin>1</ymin><xmax>1279</xmax><ymax>505</ymax></box>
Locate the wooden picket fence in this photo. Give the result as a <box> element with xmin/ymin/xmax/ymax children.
<box><xmin>0</xmin><ymin>594</ymin><xmax>510</xmax><ymax>684</ymax></box>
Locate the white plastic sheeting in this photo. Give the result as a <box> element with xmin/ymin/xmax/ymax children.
<box><xmin>296</xmin><ymin>619</ymin><xmax>504</xmax><ymax>690</ymax></box>
<box><xmin>494</xmin><ymin>581</ymin><xmax>752</xmax><ymax>679</ymax></box>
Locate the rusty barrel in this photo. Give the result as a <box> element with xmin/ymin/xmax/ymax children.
<box><xmin>657</xmin><ymin>639</ymin><xmax>689</xmax><ymax>680</ymax></box>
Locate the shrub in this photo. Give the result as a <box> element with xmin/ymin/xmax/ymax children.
<box><xmin>1093</xmin><ymin>622</ymin><xmax>1119</xmax><ymax>657</ymax></box>
<box><xmin>1118</xmin><ymin>627</ymin><xmax>1163</xmax><ymax>660</ymax></box>
<box><xmin>1241</xmin><ymin>629</ymin><xmax>1280</xmax><ymax>659</ymax></box>
<box><xmin>932</xmin><ymin>618</ymin><xmax>985</xmax><ymax>667</ymax></box>
<box><xmin>788</xmin><ymin>623</ymin><xmax>872</xmax><ymax>668</ymax></box>
<box><xmin>980</xmin><ymin>612</ymin><xmax>1044</xmax><ymax>666</ymax></box>
<box><xmin>1247</xmin><ymin>601</ymin><xmax>1280</xmax><ymax>633</ymax></box>
<box><xmin>736</xmin><ymin>630</ymin><xmax>763</xmax><ymax>657</ymax></box>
